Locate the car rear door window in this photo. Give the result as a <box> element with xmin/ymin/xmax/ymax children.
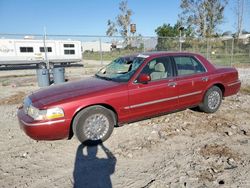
<box><xmin>174</xmin><ymin>56</ymin><xmax>206</xmax><ymax>76</ymax></box>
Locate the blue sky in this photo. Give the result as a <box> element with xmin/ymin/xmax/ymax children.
<box><xmin>0</xmin><ymin>0</ymin><xmax>249</xmax><ymax>36</ymax></box>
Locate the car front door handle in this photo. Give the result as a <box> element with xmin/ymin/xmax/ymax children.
<box><xmin>202</xmin><ymin>77</ymin><xmax>208</xmax><ymax>82</ymax></box>
<box><xmin>168</xmin><ymin>82</ymin><xmax>177</xmax><ymax>87</ymax></box>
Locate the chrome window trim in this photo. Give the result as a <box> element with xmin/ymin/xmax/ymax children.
<box><xmin>133</xmin><ymin>55</ymin><xmax>208</xmax><ymax>84</ymax></box>
<box><xmin>173</xmin><ymin>55</ymin><xmax>208</xmax><ymax>77</ymax></box>
<box><xmin>192</xmin><ymin>55</ymin><xmax>208</xmax><ymax>73</ymax></box>
<box><xmin>133</xmin><ymin>56</ymin><xmax>174</xmax><ymax>84</ymax></box>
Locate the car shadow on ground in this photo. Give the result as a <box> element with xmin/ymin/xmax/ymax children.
<box><xmin>73</xmin><ymin>143</ymin><xmax>116</xmax><ymax>188</ymax></box>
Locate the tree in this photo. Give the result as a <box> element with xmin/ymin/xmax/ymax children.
<box><xmin>116</xmin><ymin>0</ymin><xmax>132</xmax><ymax>42</ymax></box>
<box><xmin>242</xmin><ymin>30</ymin><xmax>250</xmax><ymax>34</ymax></box>
<box><xmin>155</xmin><ymin>22</ymin><xmax>193</xmax><ymax>37</ymax></box>
<box><xmin>155</xmin><ymin>22</ymin><xmax>193</xmax><ymax>50</ymax></box>
<box><xmin>179</xmin><ymin>0</ymin><xmax>228</xmax><ymax>37</ymax></box>
<box><xmin>155</xmin><ymin>23</ymin><xmax>178</xmax><ymax>50</ymax></box>
<box><xmin>106</xmin><ymin>0</ymin><xmax>133</xmax><ymax>44</ymax></box>
<box><xmin>155</xmin><ymin>23</ymin><xmax>180</xmax><ymax>37</ymax></box>
<box><xmin>235</xmin><ymin>0</ymin><xmax>245</xmax><ymax>38</ymax></box>
<box><xmin>222</xmin><ymin>31</ymin><xmax>232</xmax><ymax>36</ymax></box>
<box><xmin>106</xmin><ymin>20</ymin><xmax>118</xmax><ymax>36</ymax></box>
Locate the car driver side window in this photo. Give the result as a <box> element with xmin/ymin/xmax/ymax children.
<box><xmin>140</xmin><ymin>56</ymin><xmax>173</xmax><ymax>81</ymax></box>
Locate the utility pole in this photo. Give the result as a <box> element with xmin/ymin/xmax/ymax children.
<box><xmin>99</xmin><ymin>38</ymin><xmax>103</xmax><ymax>66</ymax></box>
<box><xmin>43</xmin><ymin>26</ymin><xmax>49</xmax><ymax>69</ymax></box>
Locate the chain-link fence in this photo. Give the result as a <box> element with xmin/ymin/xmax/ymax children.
<box><xmin>162</xmin><ymin>37</ymin><xmax>250</xmax><ymax>66</ymax></box>
<box><xmin>1</xmin><ymin>33</ymin><xmax>250</xmax><ymax>67</ymax></box>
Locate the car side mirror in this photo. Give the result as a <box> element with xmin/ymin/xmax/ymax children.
<box><xmin>138</xmin><ymin>74</ymin><xmax>151</xmax><ymax>84</ymax></box>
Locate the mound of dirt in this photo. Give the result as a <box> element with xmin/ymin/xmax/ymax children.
<box><xmin>0</xmin><ymin>91</ymin><xmax>26</xmax><ymax>105</ymax></box>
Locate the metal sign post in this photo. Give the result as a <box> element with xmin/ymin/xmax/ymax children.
<box><xmin>43</xmin><ymin>27</ymin><xmax>49</xmax><ymax>70</ymax></box>
<box><xmin>179</xmin><ymin>26</ymin><xmax>184</xmax><ymax>52</ymax></box>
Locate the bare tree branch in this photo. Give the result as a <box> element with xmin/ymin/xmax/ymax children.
<box><xmin>179</xmin><ymin>0</ymin><xmax>228</xmax><ymax>37</ymax></box>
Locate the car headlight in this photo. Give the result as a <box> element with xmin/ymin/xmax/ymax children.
<box><xmin>27</xmin><ymin>105</ymin><xmax>64</xmax><ymax>120</ymax></box>
<box><xmin>23</xmin><ymin>97</ymin><xmax>32</xmax><ymax>114</ymax></box>
<box><xmin>46</xmin><ymin>108</ymin><xmax>65</xmax><ymax>120</ymax></box>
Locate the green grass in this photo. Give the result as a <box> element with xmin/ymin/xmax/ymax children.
<box><xmin>83</xmin><ymin>49</ymin><xmax>144</xmax><ymax>61</ymax></box>
<box><xmin>83</xmin><ymin>49</ymin><xmax>250</xmax><ymax>67</ymax></box>
<box><xmin>1</xmin><ymin>79</ymin><xmax>11</xmax><ymax>86</ymax></box>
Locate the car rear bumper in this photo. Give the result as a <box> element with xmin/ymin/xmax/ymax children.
<box><xmin>225</xmin><ymin>80</ymin><xmax>241</xmax><ymax>97</ymax></box>
<box><xmin>17</xmin><ymin>108</ymin><xmax>71</xmax><ymax>141</ymax></box>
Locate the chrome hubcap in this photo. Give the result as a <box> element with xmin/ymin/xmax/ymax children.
<box><xmin>83</xmin><ymin>114</ymin><xmax>109</xmax><ymax>140</ymax></box>
<box><xmin>208</xmin><ymin>91</ymin><xmax>220</xmax><ymax>110</ymax></box>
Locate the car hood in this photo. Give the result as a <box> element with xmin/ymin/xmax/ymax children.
<box><xmin>30</xmin><ymin>76</ymin><xmax>121</xmax><ymax>107</ymax></box>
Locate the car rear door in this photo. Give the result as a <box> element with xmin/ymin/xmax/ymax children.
<box><xmin>172</xmin><ymin>56</ymin><xmax>209</xmax><ymax>109</ymax></box>
<box><xmin>126</xmin><ymin>56</ymin><xmax>179</xmax><ymax>120</ymax></box>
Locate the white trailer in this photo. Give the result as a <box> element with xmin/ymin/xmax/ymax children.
<box><xmin>0</xmin><ymin>38</ymin><xmax>82</xmax><ymax>66</ymax></box>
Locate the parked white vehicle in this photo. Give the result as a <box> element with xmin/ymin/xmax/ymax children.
<box><xmin>0</xmin><ymin>38</ymin><xmax>82</xmax><ymax>66</ymax></box>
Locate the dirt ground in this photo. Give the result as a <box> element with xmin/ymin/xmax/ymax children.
<box><xmin>0</xmin><ymin>61</ymin><xmax>250</xmax><ymax>188</ymax></box>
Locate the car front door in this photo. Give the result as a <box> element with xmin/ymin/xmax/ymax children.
<box><xmin>126</xmin><ymin>56</ymin><xmax>179</xmax><ymax>121</ymax></box>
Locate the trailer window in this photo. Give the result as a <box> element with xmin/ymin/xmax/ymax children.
<box><xmin>64</xmin><ymin>50</ymin><xmax>75</xmax><ymax>55</ymax></box>
<box><xmin>40</xmin><ymin>47</ymin><xmax>52</xmax><ymax>52</ymax></box>
<box><xmin>20</xmin><ymin>47</ymin><xmax>33</xmax><ymax>53</ymax></box>
<box><xmin>64</xmin><ymin>44</ymin><xmax>75</xmax><ymax>48</ymax></box>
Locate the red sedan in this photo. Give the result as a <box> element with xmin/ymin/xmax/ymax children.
<box><xmin>17</xmin><ymin>52</ymin><xmax>241</xmax><ymax>145</ymax></box>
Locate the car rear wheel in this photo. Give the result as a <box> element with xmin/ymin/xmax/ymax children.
<box><xmin>199</xmin><ymin>86</ymin><xmax>222</xmax><ymax>113</ymax></box>
<box><xmin>73</xmin><ymin>105</ymin><xmax>116</xmax><ymax>145</ymax></box>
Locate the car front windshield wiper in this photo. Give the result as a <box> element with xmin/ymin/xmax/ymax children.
<box><xmin>95</xmin><ymin>74</ymin><xmax>113</xmax><ymax>81</ymax></box>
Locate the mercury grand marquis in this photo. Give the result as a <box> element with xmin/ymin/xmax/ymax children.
<box><xmin>17</xmin><ymin>52</ymin><xmax>241</xmax><ymax>145</ymax></box>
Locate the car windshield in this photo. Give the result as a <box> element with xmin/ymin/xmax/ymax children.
<box><xmin>95</xmin><ymin>56</ymin><xmax>145</xmax><ymax>82</ymax></box>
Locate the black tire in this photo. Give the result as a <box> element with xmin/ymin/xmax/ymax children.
<box><xmin>199</xmin><ymin>86</ymin><xmax>222</xmax><ymax>113</ymax></box>
<box><xmin>73</xmin><ymin>105</ymin><xmax>116</xmax><ymax>145</ymax></box>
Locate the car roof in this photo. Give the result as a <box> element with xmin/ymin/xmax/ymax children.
<box><xmin>122</xmin><ymin>51</ymin><xmax>202</xmax><ymax>60</ymax></box>
<box><xmin>141</xmin><ymin>51</ymin><xmax>201</xmax><ymax>57</ymax></box>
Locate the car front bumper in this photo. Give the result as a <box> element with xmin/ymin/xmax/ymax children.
<box><xmin>17</xmin><ymin>107</ymin><xmax>71</xmax><ymax>141</ymax></box>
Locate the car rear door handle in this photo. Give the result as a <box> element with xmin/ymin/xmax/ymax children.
<box><xmin>168</xmin><ymin>82</ymin><xmax>177</xmax><ymax>87</ymax></box>
<box><xmin>202</xmin><ymin>77</ymin><xmax>208</xmax><ymax>82</ymax></box>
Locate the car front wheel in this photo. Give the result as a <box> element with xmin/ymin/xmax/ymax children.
<box><xmin>73</xmin><ymin>105</ymin><xmax>116</xmax><ymax>145</ymax></box>
<box><xmin>199</xmin><ymin>86</ymin><xmax>222</xmax><ymax>113</ymax></box>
